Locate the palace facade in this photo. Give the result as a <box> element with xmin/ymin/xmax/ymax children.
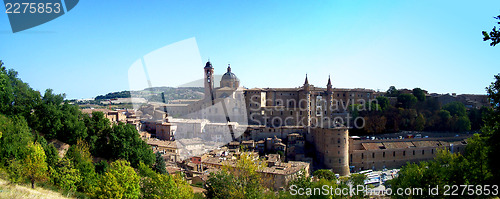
<box><xmin>150</xmin><ymin>61</ymin><xmax>469</xmax><ymax>176</ymax></box>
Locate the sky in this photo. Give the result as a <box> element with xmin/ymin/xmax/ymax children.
<box><xmin>0</xmin><ymin>0</ymin><xmax>499</xmax><ymax>99</ymax></box>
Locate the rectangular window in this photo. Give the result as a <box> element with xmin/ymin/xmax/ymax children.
<box><xmin>361</xmin><ymin>153</ymin><xmax>364</xmax><ymax>159</ymax></box>
<box><xmin>422</xmin><ymin>150</ymin><xmax>425</xmax><ymax>155</ymax></box>
<box><xmin>393</xmin><ymin>151</ymin><xmax>395</xmax><ymax>157</ymax></box>
<box><xmin>403</xmin><ymin>151</ymin><xmax>406</xmax><ymax>156</ymax></box>
<box><xmin>372</xmin><ymin>153</ymin><xmax>375</xmax><ymax>158</ymax></box>
<box><xmin>383</xmin><ymin>152</ymin><xmax>385</xmax><ymax>158</ymax></box>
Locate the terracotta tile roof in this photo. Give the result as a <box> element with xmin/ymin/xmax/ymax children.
<box><xmin>412</xmin><ymin>141</ymin><xmax>441</xmax><ymax>147</ymax></box>
<box><xmin>383</xmin><ymin>142</ymin><xmax>415</xmax><ymax>149</ymax></box>
<box><xmin>362</xmin><ymin>142</ymin><xmax>384</xmax><ymax>150</ymax></box>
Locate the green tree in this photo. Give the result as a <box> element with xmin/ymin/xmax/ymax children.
<box><xmin>347</xmin><ymin>174</ymin><xmax>366</xmax><ymax>199</ymax></box>
<box><xmin>66</xmin><ymin>140</ymin><xmax>97</xmax><ymax>193</ymax></box>
<box><xmin>142</xmin><ymin>171</ymin><xmax>193</xmax><ymax>199</ymax></box>
<box><xmin>483</xmin><ymin>74</ymin><xmax>500</xmax><ymax>185</ymax></box>
<box><xmin>312</xmin><ymin>169</ymin><xmax>336</xmax><ymax>181</ymax></box>
<box><xmin>44</xmin><ymin>143</ymin><xmax>60</xmax><ymax>169</ymax></box>
<box><xmin>482</xmin><ymin>14</ymin><xmax>500</xmax><ymax>46</ymax></box>
<box><xmin>205</xmin><ymin>170</ymin><xmax>239</xmax><ymax>199</ymax></box>
<box><xmin>375</xmin><ymin>96</ymin><xmax>390</xmax><ymax>111</ymax></box>
<box><xmin>0</xmin><ymin>62</ymin><xmax>41</xmax><ymax>120</ymax></box>
<box><xmin>53</xmin><ymin>157</ymin><xmax>81</xmax><ymax>192</ymax></box>
<box><xmin>464</xmin><ymin>134</ymin><xmax>491</xmax><ymax>185</ymax></box>
<box><xmin>468</xmin><ymin>107</ymin><xmax>489</xmax><ymax>131</ymax></box>
<box><xmin>57</xmin><ymin>103</ymin><xmax>87</xmax><ymax>145</ymax></box>
<box><xmin>397</xmin><ymin>93</ymin><xmax>417</xmax><ymax>109</ymax></box>
<box><xmin>205</xmin><ymin>152</ymin><xmax>265</xmax><ymax>199</ymax></box>
<box><xmin>153</xmin><ymin>151</ymin><xmax>167</xmax><ymax>174</ymax></box>
<box><xmin>309</xmin><ymin>178</ymin><xmax>338</xmax><ymax>199</ymax></box>
<box><xmin>0</xmin><ymin>61</ymin><xmax>14</xmax><ymax>115</ymax></box>
<box><xmin>6</xmin><ymin>159</ymin><xmax>23</xmax><ymax>183</ymax></box>
<box><xmin>34</xmin><ymin>135</ymin><xmax>60</xmax><ymax>169</ymax></box>
<box><xmin>108</xmin><ymin>123</ymin><xmax>155</xmax><ymax>167</ymax></box>
<box><xmin>452</xmin><ymin>116</ymin><xmax>471</xmax><ymax>132</ymax></box>
<box><xmin>94</xmin><ymin>171</ymin><xmax>124</xmax><ymax>199</ymax></box>
<box><xmin>0</xmin><ymin>115</ymin><xmax>33</xmax><ymax>164</ymax></box>
<box><xmin>22</xmin><ymin>142</ymin><xmax>48</xmax><ymax>189</ymax></box>
<box><xmin>443</xmin><ymin>101</ymin><xmax>467</xmax><ymax>117</ymax></box>
<box><xmin>386</xmin><ymin>86</ymin><xmax>400</xmax><ymax>97</ymax></box>
<box><xmin>399</xmin><ymin>109</ymin><xmax>417</xmax><ymax>130</ymax></box>
<box><xmin>83</xmin><ymin>111</ymin><xmax>111</xmax><ymax>156</ymax></box>
<box><xmin>436</xmin><ymin>110</ymin><xmax>451</xmax><ymax>130</ymax></box>
<box><xmin>388</xmin><ymin>149</ymin><xmax>472</xmax><ymax>198</ymax></box>
<box><xmin>415</xmin><ymin>113</ymin><xmax>426</xmax><ymax>131</ymax></box>
<box><xmin>285</xmin><ymin>169</ymin><xmax>312</xmax><ymax>199</ymax></box>
<box><xmin>364</xmin><ymin>113</ymin><xmax>387</xmax><ymax>134</ymax></box>
<box><xmin>95</xmin><ymin>160</ymin><xmax>110</xmax><ymax>174</ymax></box>
<box><xmin>93</xmin><ymin>160</ymin><xmax>141</xmax><ymax>199</ymax></box>
<box><xmin>412</xmin><ymin>88</ymin><xmax>426</xmax><ymax>102</ymax></box>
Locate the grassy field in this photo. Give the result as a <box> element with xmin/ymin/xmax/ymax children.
<box><xmin>0</xmin><ymin>178</ymin><xmax>71</xmax><ymax>199</ymax></box>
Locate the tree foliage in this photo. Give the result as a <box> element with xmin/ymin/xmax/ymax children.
<box><xmin>22</xmin><ymin>142</ymin><xmax>48</xmax><ymax>189</ymax></box>
<box><xmin>153</xmin><ymin>151</ymin><xmax>167</xmax><ymax>174</ymax></box>
<box><xmin>312</xmin><ymin>169</ymin><xmax>336</xmax><ymax>181</ymax></box>
<box><xmin>482</xmin><ymin>15</ymin><xmax>500</xmax><ymax>46</ymax></box>
<box><xmin>141</xmin><ymin>162</ymin><xmax>193</xmax><ymax>199</ymax></box>
<box><xmin>0</xmin><ymin>115</ymin><xmax>33</xmax><ymax>164</ymax></box>
<box><xmin>376</xmin><ymin>96</ymin><xmax>390</xmax><ymax>111</ymax></box>
<box><xmin>93</xmin><ymin>160</ymin><xmax>141</xmax><ymax>199</ymax></box>
<box><xmin>205</xmin><ymin>152</ymin><xmax>265</xmax><ymax>199</ymax></box>
<box><xmin>484</xmin><ymin>74</ymin><xmax>500</xmax><ymax>185</ymax></box>
<box><xmin>386</xmin><ymin>86</ymin><xmax>400</xmax><ymax>97</ymax></box>
<box><xmin>412</xmin><ymin>88</ymin><xmax>426</xmax><ymax>102</ymax></box>
<box><xmin>397</xmin><ymin>93</ymin><xmax>417</xmax><ymax>109</ymax></box>
<box><xmin>107</xmin><ymin>123</ymin><xmax>155</xmax><ymax>167</ymax></box>
<box><xmin>53</xmin><ymin>157</ymin><xmax>82</xmax><ymax>192</ymax></box>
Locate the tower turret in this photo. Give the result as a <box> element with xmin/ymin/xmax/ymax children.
<box><xmin>326</xmin><ymin>75</ymin><xmax>333</xmax><ymax>126</ymax></box>
<box><xmin>327</xmin><ymin>75</ymin><xmax>332</xmax><ymax>93</ymax></box>
<box><xmin>204</xmin><ymin>60</ymin><xmax>215</xmax><ymax>104</ymax></box>
<box><xmin>300</xmin><ymin>74</ymin><xmax>311</xmax><ymax>127</ymax></box>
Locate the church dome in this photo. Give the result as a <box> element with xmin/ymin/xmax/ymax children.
<box><xmin>221</xmin><ymin>65</ymin><xmax>238</xmax><ymax>81</ymax></box>
<box><xmin>220</xmin><ymin>64</ymin><xmax>240</xmax><ymax>88</ymax></box>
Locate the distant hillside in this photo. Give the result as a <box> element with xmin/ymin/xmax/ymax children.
<box><xmin>94</xmin><ymin>87</ymin><xmax>204</xmax><ymax>102</ymax></box>
<box><xmin>95</xmin><ymin>90</ymin><xmax>131</xmax><ymax>100</ymax></box>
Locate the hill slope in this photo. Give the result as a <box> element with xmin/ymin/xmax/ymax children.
<box><xmin>0</xmin><ymin>178</ymin><xmax>71</xmax><ymax>199</ymax></box>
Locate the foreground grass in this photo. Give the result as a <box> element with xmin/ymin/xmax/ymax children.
<box><xmin>0</xmin><ymin>178</ymin><xmax>72</xmax><ymax>199</ymax></box>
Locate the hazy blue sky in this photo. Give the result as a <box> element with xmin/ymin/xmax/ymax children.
<box><xmin>1</xmin><ymin>1</ymin><xmax>499</xmax><ymax>99</ymax></box>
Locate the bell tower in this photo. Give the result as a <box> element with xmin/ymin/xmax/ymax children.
<box><xmin>204</xmin><ymin>60</ymin><xmax>215</xmax><ymax>104</ymax></box>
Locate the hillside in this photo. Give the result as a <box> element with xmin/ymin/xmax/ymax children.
<box><xmin>0</xmin><ymin>178</ymin><xmax>71</xmax><ymax>199</ymax></box>
<box><xmin>90</xmin><ymin>87</ymin><xmax>204</xmax><ymax>102</ymax></box>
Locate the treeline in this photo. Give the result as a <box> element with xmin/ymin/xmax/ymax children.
<box><xmin>91</xmin><ymin>87</ymin><xmax>204</xmax><ymax>103</ymax></box>
<box><xmin>0</xmin><ymin>61</ymin><xmax>194</xmax><ymax>198</ymax></box>
<box><xmin>94</xmin><ymin>91</ymin><xmax>132</xmax><ymax>100</ymax></box>
<box><xmin>388</xmin><ymin>74</ymin><xmax>500</xmax><ymax>198</ymax></box>
<box><xmin>138</xmin><ymin>87</ymin><xmax>205</xmax><ymax>102</ymax></box>
<box><xmin>350</xmin><ymin>86</ymin><xmax>489</xmax><ymax>135</ymax></box>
